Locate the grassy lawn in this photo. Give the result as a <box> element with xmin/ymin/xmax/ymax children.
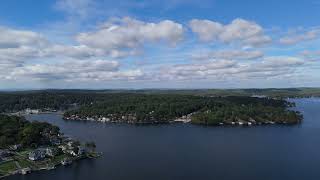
<box><xmin>0</xmin><ymin>161</ymin><xmax>18</xmax><ymax>173</ymax></box>
<box><xmin>18</xmin><ymin>149</ymin><xmax>32</xmax><ymax>156</ymax></box>
<box><xmin>51</xmin><ymin>154</ymin><xmax>68</xmax><ymax>165</ymax></box>
<box><xmin>17</xmin><ymin>159</ymin><xmax>33</xmax><ymax>169</ymax></box>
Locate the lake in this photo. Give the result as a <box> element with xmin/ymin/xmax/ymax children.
<box><xmin>6</xmin><ymin>98</ymin><xmax>320</xmax><ymax>180</ymax></box>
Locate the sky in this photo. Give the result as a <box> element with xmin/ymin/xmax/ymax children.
<box><xmin>0</xmin><ymin>0</ymin><xmax>320</xmax><ymax>89</ymax></box>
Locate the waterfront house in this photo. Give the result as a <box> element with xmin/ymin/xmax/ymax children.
<box><xmin>58</xmin><ymin>145</ymin><xmax>68</xmax><ymax>153</ymax></box>
<box><xmin>68</xmin><ymin>149</ymin><xmax>78</xmax><ymax>156</ymax></box>
<box><xmin>67</xmin><ymin>141</ymin><xmax>74</xmax><ymax>147</ymax></box>
<box><xmin>28</xmin><ymin>149</ymin><xmax>46</xmax><ymax>161</ymax></box>
<box><xmin>78</xmin><ymin>146</ymin><xmax>86</xmax><ymax>155</ymax></box>
<box><xmin>0</xmin><ymin>150</ymin><xmax>7</xmax><ymax>161</ymax></box>
<box><xmin>46</xmin><ymin>147</ymin><xmax>58</xmax><ymax>157</ymax></box>
<box><xmin>0</xmin><ymin>150</ymin><xmax>7</xmax><ymax>157</ymax></box>
<box><xmin>25</xmin><ymin>108</ymin><xmax>40</xmax><ymax>114</ymax></box>
<box><xmin>50</xmin><ymin>137</ymin><xmax>62</xmax><ymax>145</ymax></box>
<box><xmin>0</xmin><ymin>149</ymin><xmax>11</xmax><ymax>159</ymax></box>
<box><xmin>20</xmin><ymin>168</ymin><xmax>31</xmax><ymax>175</ymax></box>
<box><xmin>10</xmin><ymin>144</ymin><xmax>22</xmax><ymax>151</ymax></box>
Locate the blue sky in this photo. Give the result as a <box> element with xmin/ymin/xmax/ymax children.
<box><xmin>0</xmin><ymin>0</ymin><xmax>320</xmax><ymax>89</ymax></box>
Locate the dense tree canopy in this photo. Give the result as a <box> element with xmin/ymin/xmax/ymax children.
<box><xmin>0</xmin><ymin>88</ymin><xmax>319</xmax><ymax>113</ymax></box>
<box><xmin>0</xmin><ymin>115</ymin><xmax>60</xmax><ymax>148</ymax></box>
<box><xmin>64</xmin><ymin>95</ymin><xmax>302</xmax><ymax>125</ymax></box>
<box><xmin>0</xmin><ymin>90</ymin><xmax>303</xmax><ymax>126</ymax></box>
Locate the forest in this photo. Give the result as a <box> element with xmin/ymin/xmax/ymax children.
<box><xmin>0</xmin><ymin>115</ymin><xmax>60</xmax><ymax>148</ymax></box>
<box><xmin>64</xmin><ymin>95</ymin><xmax>303</xmax><ymax>125</ymax></box>
<box><xmin>0</xmin><ymin>90</ymin><xmax>304</xmax><ymax>125</ymax></box>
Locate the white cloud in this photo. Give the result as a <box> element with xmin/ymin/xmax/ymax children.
<box><xmin>156</xmin><ymin>56</ymin><xmax>304</xmax><ymax>81</ymax></box>
<box><xmin>0</xmin><ymin>17</ymin><xmax>314</xmax><ymax>88</ymax></box>
<box><xmin>279</xmin><ymin>29</ymin><xmax>320</xmax><ymax>45</ymax></box>
<box><xmin>157</xmin><ymin>60</ymin><xmax>238</xmax><ymax>80</ymax></box>
<box><xmin>257</xmin><ymin>56</ymin><xmax>304</xmax><ymax>68</ymax></box>
<box><xmin>0</xmin><ymin>27</ymin><xmax>48</xmax><ymax>48</ymax></box>
<box><xmin>189</xmin><ymin>18</ymin><xmax>271</xmax><ymax>46</ymax></box>
<box><xmin>42</xmin><ymin>45</ymin><xmax>104</xmax><ymax>59</ymax></box>
<box><xmin>192</xmin><ymin>49</ymin><xmax>264</xmax><ymax>60</ymax></box>
<box><xmin>77</xmin><ymin>17</ymin><xmax>184</xmax><ymax>50</ymax></box>
<box><xmin>189</xmin><ymin>19</ymin><xmax>223</xmax><ymax>42</ymax></box>
<box><xmin>0</xmin><ymin>47</ymin><xmax>41</xmax><ymax>63</ymax></box>
<box><xmin>4</xmin><ymin>59</ymin><xmax>144</xmax><ymax>82</ymax></box>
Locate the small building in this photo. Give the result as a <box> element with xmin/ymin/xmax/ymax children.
<box><xmin>28</xmin><ymin>149</ymin><xmax>46</xmax><ymax>161</ymax></box>
<box><xmin>77</xmin><ymin>146</ymin><xmax>86</xmax><ymax>155</ymax></box>
<box><xmin>20</xmin><ymin>168</ymin><xmax>31</xmax><ymax>175</ymax></box>
<box><xmin>58</xmin><ymin>145</ymin><xmax>68</xmax><ymax>152</ymax></box>
<box><xmin>25</xmin><ymin>108</ymin><xmax>40</xmax><ymax>114</ymax></box>
<box><xmin>67</xmin><ymin>141</ymin><xmax>74</xmax><ymax>147</ymax></box>
<box><xmin>46</xmin><ymin>147</ymin><xmax>58</xmax><ymax>157</ymax></box>
<box><xmin>0</xmin><ymin>149</ymin><xmax>11</xmax><ymax>159</ymax></box>
<box><xmin>10</xmin><ymin>144</ymin><xmax>22</xmax><ymax>151</ymax></box>
<box><xmin>67</xmin><ymin>149</ymin><xmax>78</xmax><ymax>156</ymax></box>
<box><xmin>50</xmin><ymin>138</ymin><xmax>61</xmax><ymax>146</ymax></box>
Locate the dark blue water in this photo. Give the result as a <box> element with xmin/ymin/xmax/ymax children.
<box><xmin>7</xmin><ymin>98</ymin><xmax>320</xmax><ymax>180</ymax></box>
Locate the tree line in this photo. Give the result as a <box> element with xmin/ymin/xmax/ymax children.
<box><xmin>0</xmin><ymin>115</ymin><xmax>60</xmax><ymax>148</ymax></box>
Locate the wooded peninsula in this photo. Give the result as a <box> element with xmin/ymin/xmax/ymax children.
<box><xmin>0</xmin><ymin>89</ymin><xmax>307</xmax><ymax>177</ymax></box>
<box><xmin>0</xmin><ymin>89</ymin><xmax>305</xmax><ymax>125</ymax></box>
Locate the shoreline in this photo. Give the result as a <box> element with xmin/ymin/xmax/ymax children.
<box><xmin>0</xmin><ymin>152</ymin><xmax>101</xmax><ymax>179</ymax></box>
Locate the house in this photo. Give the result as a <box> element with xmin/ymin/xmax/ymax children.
<box><xmin>25</xmin><ymin>108</ymin><xmax>40</xmax><ymax>114</ymax></box>
<box><xmin>67</xmin><ymin>149</ymin><xmax>78</xmax><ymax>156</ymax></box>
<box><xmin>0</xmin><ymin>149</ymin><xmax>11</xmax><ymax>159</ymax></box>
<box><xmin>77</xmin><ymin>146</ymin><xmax>86</xmax><ymax>155</ymax></box>
<box><xmin>46</xmin><ymin>147</ymin><xmax>58</xmax><ymax>157</ymax></box>
<box><xmin>20</xmin><ymin>168</ymin><xmax>31</xmax><ymax>175</ymax></box>
<box><xmin>58</xmin><ymin>145</ymin><xmax>68</xmax><ymax>152</ymax></box>
<box><xmin>10</xmin><ymin>144</ymin><xmax>22</xmax><ymax>151</ymax></box>
<box><xmin>0</xmin><ymin>150</ymin><xmax>8</xmax><ymax>157</ymax></box>
<box><xmin>50</xmin><ymin>138</ymin><xmax>61</xmax><ymax>146</ymax></box>
<box><xmin>28</xmin><ymin>149</ymin><xmax>46</xmax><ymax>161</ymax></box>
<box><xmin>67</xmin><ymin>141</ymin><xmax>74</xmax><ymax>147</ymax></box>
<box><xmin>0</xmin><ymin>150</ymin><xmax>8</xmax><ymax>161</ymax></box>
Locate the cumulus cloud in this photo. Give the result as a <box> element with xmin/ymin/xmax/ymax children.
<box><xmin>0</xmin><ymin>18</ymin><xmax>312</xmax><ymax>87</ymax></box>
<box><xmin>189</xmin><ymin>18</ymin><xmax>271</xmax><ymax>46</ymax></box>
<box><xmin>156</xmin><ymin>56</ymin><xmax>304</xmax><ymax>81</ymax></box>
<box><xmin>0</xmin><ymin>27</ymin><xmax>50</xmax><ymax>69</ymax></box>
<box><xmin>257</xmin><ymin>56</ymin><xmax>304</xmax><ymax>68</ymax></box>
<box><xmin>3</xmin><ymin>59</ymin><xmax>144</xmax><ymax>82</ymax></box>
<box><xmin>0</xmin><ymin>47</ymin><xmax>41</xmax><ymax>63</ymax></box>
<box><xmin>77</xmin><ymin>17</ymin><xmax>184</xmax><ymax>50</ymax></box>
<box><xmin>42</xmin><ymin>45</ymin><xmax>105</xmax><ymax>59</ymax></box>
<box><xmin>0</xmin><ymin>27</ymin><xmax>48</xmax><ymax>49</ymax></box>
<box><xmin>189</xmin><ymin>19</ymin><xmax>223</xmax><ymax>42</ymax></box>
<box><xmin>192</xmin><ymin>49</ymin><xmax>264</xmax><ymax>61</ymax></box>
<box><xmin>279</xmin><ymin>29</ymin><xmax>320</xmax><ymax>45</ymax></box>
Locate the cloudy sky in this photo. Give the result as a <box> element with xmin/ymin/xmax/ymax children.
<box><xmin>0</xmin><ymin>0</ymin><xmax>320</xmax><ymax>89</ymax></box>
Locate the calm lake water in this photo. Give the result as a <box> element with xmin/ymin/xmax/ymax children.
<box><xmin>6</xmin><ymin>98</ymin><xmax>320</xmax><ymax>180</ymax></box>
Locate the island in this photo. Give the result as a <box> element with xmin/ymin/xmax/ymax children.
<box><xmin>0</xmin><ymin>115</ymin><xmax>99</xmax><ymax>178</ymax></box>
